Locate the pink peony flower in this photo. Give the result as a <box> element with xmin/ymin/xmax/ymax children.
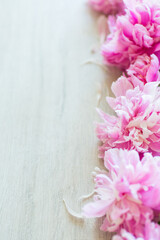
<box><xmin>96</xmin><ymin>82</ymin><xmax>160</xmax><ymax>158</ymax></box>
<box><xmin>127</xmin><ymin>54</ymin><xmax>160</xmax><ymax>87</ymax></box>
<box><xmin>89</xmin><ymin>0</ymin><xmax>124</xmax><ymax>15</ymax></box>
<box><xmin>113</xmin><ymin>221</ymin><xmax>160</xmax><ymax>240</ymax></box>
<box><xmin>127</xmin><ymin>54</ymin><xmax>160</xmax><ymax>90</ymax></box>
<box><xmin>102</xmin><ymin>1</ymin><xmax>160</xmax><ymax>69</ymax></box>
<box><xmin>111</xmin><ymin>54</ymin><xmax>160</xmax><ymax>95</ymax></box>
<box><xmin>83</xmin><ymin>149</ymin><xmax>160</xmax><ymax>233</ymax></box>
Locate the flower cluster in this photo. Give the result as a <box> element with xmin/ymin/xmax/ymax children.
<box><xmin>81</xmin><ymin>0</ymin><xmax>160</xmax><ymax>239</ymax></box>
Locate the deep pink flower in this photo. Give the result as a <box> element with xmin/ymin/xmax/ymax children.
<box><xmin>102</xmin><ymin>1</ymin><xmax>160</xmax><ymax>68</ymax></box>
<box><xmin>113</xmin><ymin>221</ymin><xmax>160</xmax><ymax>239</ymax></box>
<box><xmin>83</xmin><ymin>149</ymin><xmax>160</xmax><ymax>233</ymax></box>
<box><xmin>96</xmin><ymin>82</ymin><xmax>160</xmax><ymax>158</ymax></box>
<box><xmin>89</xmin><ymin>0</ymin><xmax>124</xmax><ymax>15</ymax></box>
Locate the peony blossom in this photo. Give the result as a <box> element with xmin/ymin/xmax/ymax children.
<box><xmin>102</xmin><ymin>1</ymin><xmax>160</xmax><ymax>69</ymax></box>
<box><xmin>111</xmin><ymin>54</ymin><xmax>160</xmax><ymax>94</ymax></box>
<box><xmin>113</xmin><ymin>221</ymin><xmax>160</xmax><ymax>239</ymax></box>
<box><xmin>127</xmin><ymin>54</ymin><xmax>160</xmax><ymax>87</ymax></box>
<box><xmin>89</xmin><ymin>0</ymin><xmax>124</xmax><ymax>15</ymax></box>
<box><xmin>82</xmin><ymin>149</ymin><xmax>160</xmax><ymax>233</ymax></box>
<box><xmin>126</xmin><ymin>54</ymin><xmax>160</xmax><ymax>90</ymax></box>
<box><xmin>111</xmin><ymin>54</ymin><xmax>160</xmax><ymax>95</ymax></box>
<box><xmin>96</xmin><ymin>82</ymin><xmax>160</xmax><ymax>158</ymax></box>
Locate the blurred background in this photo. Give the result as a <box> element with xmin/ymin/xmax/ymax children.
<box><xmin>0</xmin><ymin>0</ymin><xmax>119</xmax><ymax>239</ymax></box>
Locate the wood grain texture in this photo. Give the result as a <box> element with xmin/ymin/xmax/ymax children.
<box><xmin>0</xmin><ymin>0</ymin><xmax>121</xmax><ymax>239</ymax></box>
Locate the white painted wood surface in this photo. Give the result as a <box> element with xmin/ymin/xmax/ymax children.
<box><xmin>0</xmin><ymin>0</ymin><xmax>120</xmax><ymax>239</ymax></box>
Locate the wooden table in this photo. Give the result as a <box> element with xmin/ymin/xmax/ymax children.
<box><xmin>0</xmin><ymin>0</ymin><xmax>120</xmax><ymax>239</ymax></box>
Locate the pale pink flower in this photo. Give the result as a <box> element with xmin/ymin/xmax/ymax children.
<box><xmin>82</xmin><ymin>149</ymin><xmax>160</xmax><ymax>233</ymax></box>
<box><xmin>89</xmin><ymin>0</ymin><xmax>124</xmax><ymax>15</ymax></box>
<box><xmin>113</xmin><ymin>221</ymin><xmax>160</xmax><ymax>240</ymax></box>
<box><xmin>96</xmin><ymin>82</ymin><xmax>160</xmax><ymax>158</ymax></box>
<box><xmin>102</xmin><ymin>1</ymin><xmax>160</xmax><ymax>68</ymax></box>
<box><xmin>111</xmin><ymin>54</ymin><xmax>160</xmax><ymax>94</ymax></box>
<box><xmin>127</xmin><ymin>54</ymin><xmax>160</xmax><ymax>90</ymax></box>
